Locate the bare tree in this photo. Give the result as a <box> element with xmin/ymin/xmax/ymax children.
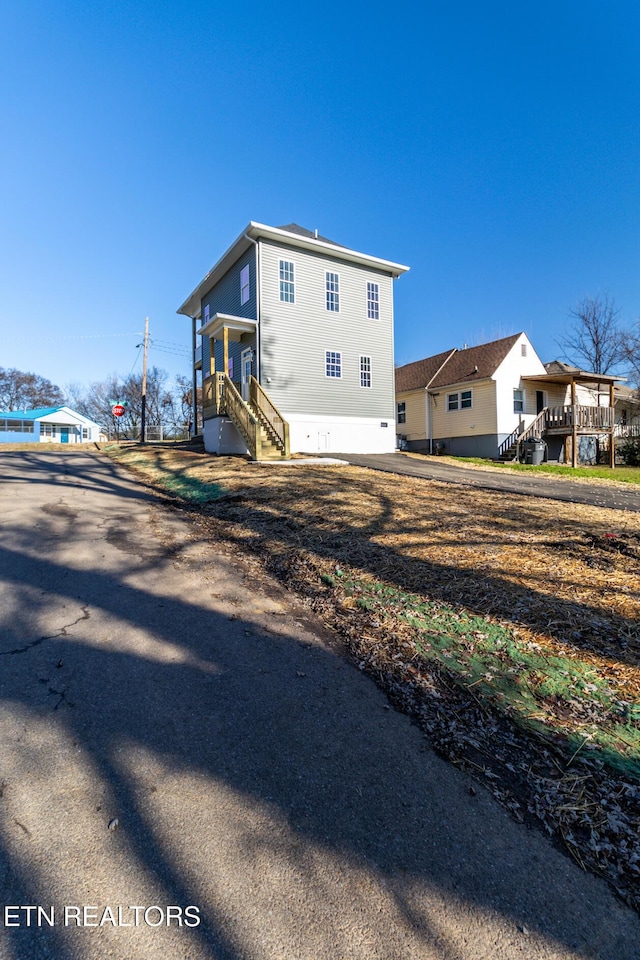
<box><xmin>559</xmin><ymin>293</ymin><xmax>625</xmax><ymax>374</ymax></box>
<box><xmin>0</xmin><ymin>368</ymin><xmax>65</xmax><ymax>411</ymax></box>
<box><xmin>619</xmin><ymin>323</ymin><xmax>640</xmax><ymax>391</ymax></box>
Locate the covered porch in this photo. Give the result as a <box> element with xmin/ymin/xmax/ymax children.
<box><xmin>506</xmin><ymin>370</ymin><xmax>624</xmax><ymax>467</ymax></box>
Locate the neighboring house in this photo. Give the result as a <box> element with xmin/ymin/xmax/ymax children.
<box><xmin>395</xmin><ymin>333</ymin><xmax>626</xmax><ymax>466</ymax></box>
<box><xmin>177</xmin><ymin>222</ymin><xmax>409</xmax><ymax>458</ymax></box>
<box><xmin>0</xmin><ymin>407</ymin><xmax>102</xmax><ymax>444</ymax></box>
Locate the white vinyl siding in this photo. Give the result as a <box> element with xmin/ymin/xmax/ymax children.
<box><xmin>360</xmin><ymin>355</ymin><xmax>372</xmax><ymax>388</ymax></box>
<box><xmin>240</xmin><ymin>265</ymin><xmax>250</xmax><ymax>305</ymax></box>
<box><xmin>367</xmin><ymin>282</ymin><xmax>379</xmax><ymax>320</ymax></box>
<box><xmin>279</xmin><ymin>260</ymin><xmax>295</xmax><ymax>302</ymax></box>
<box><xmin>326</xmin><ymin>272</ymin><xmax>340</xmax><ymax>312</ymax></box>
<box><xmin>258</xmin><ymin>239</ymin><xmax>395</xmax><ymax>419</ymax></box>
<box><xmin>325</xmin><ymin>351</ymin><xmax>342</xmax><ymax>378</ymax></box>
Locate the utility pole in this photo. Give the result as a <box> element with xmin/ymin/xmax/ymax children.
<box><xmin>141</xmin><ymin>316</ymin><xmax>149</xmax><ymax>443</ymax></box>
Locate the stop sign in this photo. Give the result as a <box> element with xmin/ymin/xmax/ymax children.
<box><xmin>112</xmin><ymin>404</ymin><xmax>125</xmax><ymax>417</ymax></box>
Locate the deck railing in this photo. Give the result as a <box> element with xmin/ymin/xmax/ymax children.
<box><xmin>545</xmin><ymin>404</ymin><xmax>614</xmax><ymax>430</ymax></box>
<box><xmin>249</xmin><ymin>376</ymin><xmax>290</xmax><ymax>456</ymax></box>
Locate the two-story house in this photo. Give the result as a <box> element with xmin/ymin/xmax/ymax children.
<box><xmin>177</xmin><ymin>223</ymin><xmax>409</xmax><ymax>458</ymax></box>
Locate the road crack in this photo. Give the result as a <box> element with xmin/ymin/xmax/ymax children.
<box><xmin>0</xmin><ymin>606</ymin><xmax>90</xmax><ymax>656</ymax></box>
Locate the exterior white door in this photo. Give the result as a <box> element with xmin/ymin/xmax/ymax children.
<box><xmin>240</xmin><ymin>349</ymin><xmax>252</xmax><ymax>402</ymax></box>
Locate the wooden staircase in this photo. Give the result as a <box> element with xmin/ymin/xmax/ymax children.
<box><xmin>214</xmin><ymin>373</ymin><xmax>290</xmax><ymax>461</ymax></box>
<box><xmin>497</xmin><ymin>409</ymin><xmax>548</xmax><ymax>462</ymax></box>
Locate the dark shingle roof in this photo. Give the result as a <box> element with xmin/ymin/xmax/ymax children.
<box><xmin>396</xmin><ymin>333</ymin><xmax>524</xmax><ymax>394</ymax></box>
<box><xmin>395</xmin><ymin>350</ymin><xmax>456</xmax><ymax>393</ymax></box>
<box><xmin>276</xmin><ymin>223</ymin><xmax>344</xmax><ymax>247</ymax></box>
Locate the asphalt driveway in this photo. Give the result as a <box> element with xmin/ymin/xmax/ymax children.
<box><xmin>328</xmin><ymin>452</ymin><xmax>640</xmax><ymax>513</ymax></box>
<box><xmin>1</xmin><ymin>450</ymin><xmax>639</xmax><ymax>960</ymax></box>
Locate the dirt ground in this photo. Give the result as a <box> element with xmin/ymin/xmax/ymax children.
<box><xmin>109</xmin><ymin>444</ymin><xmax>640</xmax><ymax>912</ymax></box>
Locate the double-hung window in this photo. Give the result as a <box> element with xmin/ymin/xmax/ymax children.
<box><xmin>326</xmin><ymin>272</ymin><xmax>340</xmax><ymax>312</ymax></box>
<box><xmin>279</xmin><ymin>260</ymin><xmax>295</xmax><ymax>302</ymax></box>
<box><xmin>447</xmin><ymin>389</ymin><xmax>472</xmax><ymax>411</ymax></box>
<box><xmin>397</xmin><ymin>402</ymin><xmax>406</xmax><ymax>424</ymax></box>
<box><xmin>367</xmin><ymin>282</ymin><xmax>379</xmax><ymax>319</ymax></box>
<box><xmin>240</xmin><ymin>265</ymin><xmax>250</xmax><ymax>305</ymax></box>
<box><xmin>513</xmin><ymin>388</ymin><xmax>524</xmax><ymax>413</ymax></box>
<box><xmin>325</xmin><ymin>351</ymin><xmax>342</xmax><ymax>378</ymax></box>
<box><xmin>360</xmin><ymin>356</ymin><xmax>372</xmax><ymax>388</ymax></box>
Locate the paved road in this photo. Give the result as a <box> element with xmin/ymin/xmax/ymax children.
<box><xmin>328</xmin><ymin>452</ymin><xmax>640</xmax><ymax>512</ymax></box>
<box><xmin>1</xmin><ymin>450</ymin><xmax>639</xmax><ymax>960</ymax></box>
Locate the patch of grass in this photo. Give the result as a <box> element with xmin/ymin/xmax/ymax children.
<box><xmin>105</xmin><ymin>445</ymin><xmax>226</xmax><ymax>503</ymax></box>
<box><xmin>448</xmin><ymin>456</ymin><xmax>640</xmax><ymax>484</ymax></box>
<box><xmin>337</xmin><ymin>574</ymin><xmax>640</xmax><ymax>780</ymax></box>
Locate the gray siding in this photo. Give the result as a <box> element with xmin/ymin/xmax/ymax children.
<box><xmin>201</xmin><ymin>246</ymin><xmax>257</xmax><ymax>378</ymax></box>
<box><xmin>258</xmin><ymin>239</ymin><xmax>395</xmax><ymax>418</ymax></box>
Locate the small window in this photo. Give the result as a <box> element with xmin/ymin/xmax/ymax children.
<box><xmin>279</xmin><ymin>260</ymin><xmax>295</xmax><ymax>303</ymax></box>
<box><xmin>204</xmin><ymin>303</ymin><xmax>210</xmax><ymax>323</ymax></box>
<box><xmin>326</xmin><ymin>272</ymin><xmax>340</xmax><ymax>312</ymax></box>
<box><xmin>240</xmin><ymin>265</ymin><xmax>250</xmax><ymax>305</ymax></box>
<box><xmin>521</xmin><ymin>343</ymin><xmax>527</xmax><ymax>357</ymax></box>
<box><xmin>367</xmin><ymin>282</ymin><xmax>379</xmax><ymax>320</ymax></box>
<box><xmin>513</xmin><ymin>388</ymin><xmax>524</xmax><ymax>413</ymax></box>
<box><xmin>325</xmin><ymin>351</ymin><xmax>342</xmax><ymax>378</ymax></box>
<box><xmin>360</xmin><ymin>356</ymin><xmax>372</xmax><ymax>388</ymax></box>
<box><xmin>82</xmin><ymin>427</ymin><xmax>89</xmax><ymax>440</ymax></box>
<box><xmin>397</xmin><ymin>402</ymin><xmax>406</xmax><ymax>424</ymax></box>
<box><xmin>447</xmin><ymin>390</ymin><xmax>472</xmax><ymax>411</ymax></box>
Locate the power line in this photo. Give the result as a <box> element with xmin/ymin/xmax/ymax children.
<box><xmin>0</xmin><ymin>332</ymin><xmax>142</xmax><ymax>343</ymax></box>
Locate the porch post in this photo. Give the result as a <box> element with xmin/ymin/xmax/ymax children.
<box><xmin>610</xmin><ymin>381</ymin><xmax>615</xmax><ymax>468</ymax></box>
<box><xmin>571</xmin><ymin>379</ymin><xmax>578</xmax><ymax>468</ymax></box>
<box><xmin>223</xmin><ymin>327</ymin><xmax>229</xmax><ymax>380</ymax></box>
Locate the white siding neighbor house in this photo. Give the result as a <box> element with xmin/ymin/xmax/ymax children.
<box><xmin>0</xmin><ymin>407</ymin><xmax>102</xmax><ymax>444</ymax></box>
<box><xmin>177</xmin><ymin>222</ymin><xmax>409</xmax><ymax>458</ymax></box>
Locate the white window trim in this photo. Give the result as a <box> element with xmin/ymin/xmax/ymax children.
<box><xmin>367</xmin><ymin>281</ymin><xmax>380</xmax><ymax>320</ymax></box>
<box><xmin>513</xmin><ymin>388</ymin><xmax>524</xmax><ymax>413</ymax></box>
<box><xmin>359</xmin><ymin>355</ymin><xmax>372</xmax><ymax>388</ymax></box>
<box><xmin>240</xmin><ymin>264</ymin><xmax>250</xmax><ymax>305</ymax></box>
<box><xmin>324</xmin><ymin>349</ymin><xmax>342</xmax><ymax>379</ymax></box>
<box><xmin>279</xmin><ymin>259</ymin><xmax>295</xmax><ymax>303</ymax></box>
<box><xmin>397</xmin><ymin>401</ymin><xmax>406</xmax><ymax>424</ymax></box>
<box><xmin>325</xmin><ymin>271</ymin><xmax>340</xmax><ymax>313</ymax></box>
<box><xmin>447</xmin><ymin>389</ymin><xmax>473</xmax><ymax>411</ymax></box>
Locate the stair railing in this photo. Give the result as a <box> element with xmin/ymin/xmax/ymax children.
<box><xmin>216</xmin><ymin>373</ymin><xmax>260</xmax><ymax>459</ymax></box>
<box><xmin>249</xmin><ymin>376</ymin><xmax>290</xmax><ymax>457</ymax></box>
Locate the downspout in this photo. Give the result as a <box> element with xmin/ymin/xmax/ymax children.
<box><xmin>426</xmin><ymin>389</ymin><xmax>433</xmax><ymax>455</ymax></box>
<box><xmin>243</xmin><ymin>232</ymin><xmax>261</xmax><ymax>383</ymax></box>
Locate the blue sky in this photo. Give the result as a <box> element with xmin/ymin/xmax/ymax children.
<box><xmin>1</xmin><ymin>0</ymin><xmax>639</xmax><ymax>393</ymax></box>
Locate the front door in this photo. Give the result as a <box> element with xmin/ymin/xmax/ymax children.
<box><xmin>60</xmin><ymin>427</ymin><xmax>69</xmax><ymax>443</ymax></box>
<box><xmin>241</xmin><ymin>349</ymin><xmax>252</xmax><ymax>402</ymax></box>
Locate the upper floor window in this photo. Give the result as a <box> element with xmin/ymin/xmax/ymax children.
<box><xmin>360</xmin><ymin>356</ymin><xmax>372</xmax><ymax>388</ymax></box>
<box><xmin>521</xmin><ymin>343</ymin><xmax>528</xmax><ymax>357</ymax></box>
<box><xmin>240</xmin><ymin>265</ymin><xmax>250</xmax><ymax>305</ymax></box>
<box><xmin>279</xmin><ymin>260</ymin><xmax>295</xmax><ymax>303</ymax></box>
<box><xmin>397</xmin><ymin>402</ymin><xmax>406</xmax><ymax>424</ymax></box>
<box><xmin>447</xmin><ymin>389</ymin><xmax>472</xmax><ymax>411</ymax></box>
<box><xmin>367</xmin><ymin>282</ymin><xmax>379</xmax><ymax>320</ymax></box>
<box><xmin>325</xmin><ymin>350</ymin><xmax>342</xmax><ymax>378</ymax></box>
<box><xmin>326</xmin><ymin>272</ymin><xmax>340</xmax><ymax>312</ymax></box>
<box><xmin>513</xmin><ymin>388</ymin><xmax>524</xmax><ymax>413</ymax></box>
